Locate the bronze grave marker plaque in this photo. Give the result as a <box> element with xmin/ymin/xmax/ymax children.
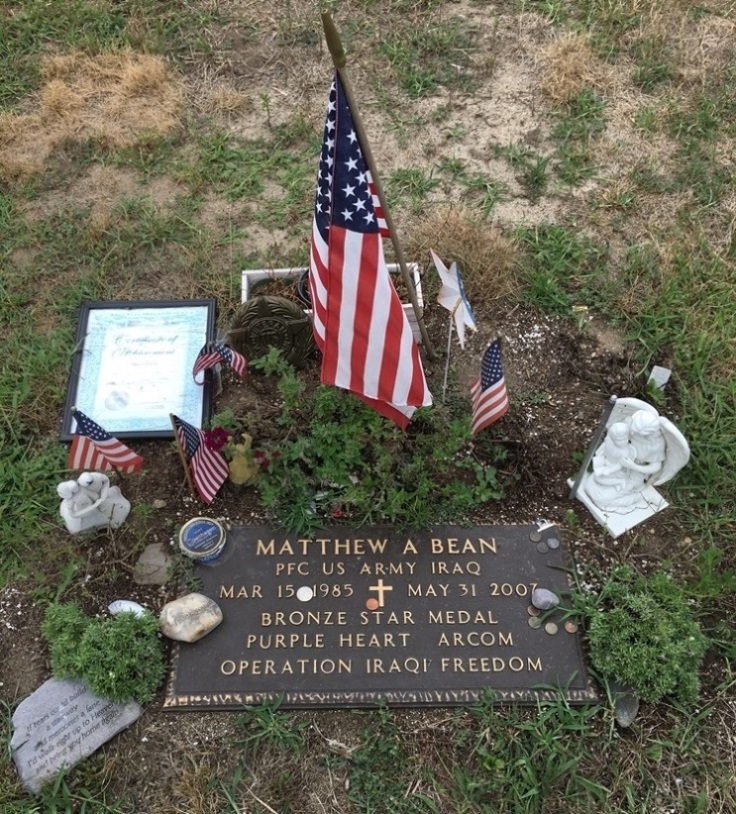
<box><xmin>165</xmin><ymin>525</ymin><xmax>596</xmax><ymax>709</ymax></box>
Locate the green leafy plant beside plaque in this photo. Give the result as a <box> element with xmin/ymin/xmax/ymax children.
<box><xmin>42</xmin><ymin>603</ymin><xmax>166</xmax><ymax>704</ymax></box>
<box><xmin>585</xmin><ymin>567</ymin><xmax>708</xmax><ymax>704</ymax></box>
<box><xmin>253</xmin><ymin>355</ymin><xmax>506</xmax><ymax>532</ymax></box>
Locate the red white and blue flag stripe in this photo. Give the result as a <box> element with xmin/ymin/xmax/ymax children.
<box><xmin>68</xmin><ymin>410</ymin><xmax>144</xmax><ymax>473</ymax></box>
<box><xmin>192</xmin><ymin>341</ymin><xmax>247</xmax><ymax>384</ymax></box>
<box><xmin>171</xmin><ymin>414</ymin><xmax>229</xmax><ymax>504</ymax></box>
<box><xmin>470</xmin><ymin>339</ymin><xmax>509</xmax><ymax>435</ymax></box>
<box><xmin>308</xmin><ymin>72</ymin><xmax>432</xmax><ymax>429</ymax></box>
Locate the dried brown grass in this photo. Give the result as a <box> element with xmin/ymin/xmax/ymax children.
<box><xmin>199</xmin><ymin>85</ymin><xmax>250</xmax><ymax>116</ymax></box>
<box><xmin>0</xmin><ymin>51</ymin><xmax>182</xmax><ymax>183</ymax></box>
<box><xmin>636</xmin><ymin>5</ymin><xmax>736</xmax><ymax>89</ymax></box>
<box><xmin>406</xmin><ymin>207</ymin><xmax>521</xmax><ymax>306</ymax></box>
<box><xmin>539</xmin><ymin>32</ymin><xmax>615</xmax><ymax>104</ymax></box>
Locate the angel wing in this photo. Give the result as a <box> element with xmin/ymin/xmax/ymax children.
<box><xmin>604</xmin><ymin>397</ymin><xmax>658</xmax><ymax>428</ymax></box>
<box><xmin>654</xmin><ymin>417</ymin><xmax>690</xmax><ymax>485</ymax></box>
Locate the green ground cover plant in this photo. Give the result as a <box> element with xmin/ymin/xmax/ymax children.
<box><xmin>237</xmin><ymin>355</ymin><xmax>505</xmax><ymax>532</ymax></box>
<box><xmin>42</xmin><ymin>603</ymin><xmax>167</xmax><ymax>704</ymax></box>
<box><xmin>586</xmin><ymin>567</ymin><xmax>709</xmax><ymax>703</ymax></box>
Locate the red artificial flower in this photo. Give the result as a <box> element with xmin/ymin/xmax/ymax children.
<box><xmin>204</xmin><ymin>426</ymin><xmax>229</xmax><ymax>452</ymax></box>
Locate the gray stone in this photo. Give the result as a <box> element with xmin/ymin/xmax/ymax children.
<box><xmin>610</xmin><ymin>680</ymin><xmax>640</xmax><ymax>728</ymax></box>
<box><xmin>133</xmin><ymin>542</ymin><xmax>173</xmax><ymax>586</ymax></box>
<box><xmin>160</xmin><ymin>593</ymin><xmax>223</xmax><ymax>642</ymax></box>
<box><xmin>11</xmin><ymin>678</ymin><xmax>141</xmax><ymax>793</ymax></box>
<box><xmin>531</xmin><ymin>588</ymin><xmax>560</xmax><ymax>611</ymax></box>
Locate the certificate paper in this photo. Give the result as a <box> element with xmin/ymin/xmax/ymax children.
<box><xmin>62</xmin><ymin>300</ymin><xmax>216</xmax><ymax>439</ymax></box>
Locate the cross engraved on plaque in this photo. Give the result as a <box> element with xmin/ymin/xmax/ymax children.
<box><xmin>368</xmin><ymin>578</ymin><xmax>393</xmax><ymax>608</ymax></box>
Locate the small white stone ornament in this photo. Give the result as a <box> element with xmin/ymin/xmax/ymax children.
<box><xmin>570</xmin><ymin>398</ymin><xmax>690</xmax><ymax>538</ymax></box>
<box><xmin>108</xmin><ymin>599</ymin><xmax>146</xmax><ymax>617</ymax></box>
<box><xmin>160</xmin><ymin>593</ymin><xmax>223</xmax><ymax>642</ymax></box>
<box><xmin>58</xmin><ymin>471</ymin><xmax>130</xmax><ymax>534</ymax></box>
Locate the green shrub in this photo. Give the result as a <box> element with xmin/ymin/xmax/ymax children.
<box><xmin>41</xmin><ymin>602</ymin><xmax>89</xmax><ymax>678</ymax></box>
<box><xmin>42</xmin><ymin>602</ymin><xmax>166</xmax><ymax>704</ymax></box>
<box><xmin>586</xmin><ymin>567</ymin><xmax>708</xmax><ymax>704</ymax></box>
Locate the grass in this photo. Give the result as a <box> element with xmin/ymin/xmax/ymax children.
<box><xmin>379</xmin><ymin>16</ymin><xmax>477</xmax><ymax>98</ymax></box>
<box><xmin>0</xmin><ymin>0</ymin><xmax>217</xmax><ymax>108</ymax></box>
<box><xmin>2</xmin><ymin>0</ymin><xmax>736</xmax><ymax>811</ymax></box>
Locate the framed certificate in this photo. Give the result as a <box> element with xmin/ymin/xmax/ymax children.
<box><xmin>61</xmin><ymin>299</ymin><xmax>216</xmax><ymax>440</ymax></box>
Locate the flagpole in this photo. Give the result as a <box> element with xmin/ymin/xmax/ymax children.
<box><xmin>169</xmin><ymin>414</ymin><xmax>197</xmax><ymax>498</ymax></box>
<box><xmin>321</xmin><ymin>11</ymin><xmax>435</xmax><ymax>360</ymax></box>
<box><xmin>442</xmin><ymin>302</ymin><xmax>461</xmax><ymax>403</ymax></box>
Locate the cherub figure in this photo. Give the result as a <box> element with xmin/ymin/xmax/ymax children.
<box><xmin>589</xmin><ymin>422</ymin><xmax>634</xmax><ymax>493</ymax></box>
<box><xmin>576</xmin><ymin>398</ymin><xmax>689</xmax><ymax>532</ymax></box>
<box><xmin>58</xmin><ymin>471</ymin><xmax>130</xmax><ymax>534</ymax></box>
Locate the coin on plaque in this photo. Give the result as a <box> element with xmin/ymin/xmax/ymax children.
<box><xmin>529</xmin><ymin>530</ymin><xmax>542</xmax><ymax>543</ymax></box>
<box><xmin>564</xmin><ymin>620</ymin><xmax>579</xmax><ymax>634</ymax></box>
<box><xmin>527</xmin><ymin>605</ymin><xmax>540</xmax><ymax>617</ymax></box>
<box><xmin>528</xmin><ymin>617</ymin><xmax>542</xmax><ymax>629</ymax></box>
<box><xmin>536</xmin><ymin>541</ymin><xmax>549</xmax><ymax>554</ymax></box>
<box><xmin>546</xmin><ymin>537</ymin><xmax>561</xmax><ymax>550</ymax></box>
<box><xmin>544</xmin><ymin>622</ymin><xmax>559</xmax><ymax>635</ymax></box>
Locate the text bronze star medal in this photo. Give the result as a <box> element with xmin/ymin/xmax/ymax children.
<box><xmin>164</xmin><ymin>525</ymin><xmax>596</xmax><ymax>709</ymax></box>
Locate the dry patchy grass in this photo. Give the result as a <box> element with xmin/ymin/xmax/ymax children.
<box><xmin>0</xmin><ymin>51</ymin><xmax>182</xmax><ymax>183</ymax></box>
<box><xmin>405</xmin><ymin>207</ymin><xmax>522</xmax><ymax>309</ymax></box>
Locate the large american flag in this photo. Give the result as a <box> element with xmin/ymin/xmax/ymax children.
<box><xmin>171</xmin><ymin>414</ymin><xmax>229</xmax><ymax>504</ymax></box>
<box><xmin>192</xmin><ymin>341</ymin><xmax>247</xmax><ymax>384</ymax></box>
<box><xmin>309</xmin><ymin>72</ymin><xmax>432</xmax><ymax>429</ymax></box>
<box><xmin>68</xmin><ymin>410</ymin><xmax>144</xmax><ymax>473</ymax></box>
<box><xmin>470</xmin><ymin>339</ymin><xmax>509</xmax><ymax>435</ymax></box>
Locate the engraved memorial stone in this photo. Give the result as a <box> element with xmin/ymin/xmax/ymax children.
<box><xmin>160</xmin><ymin>593</ymin><xmax>223</xmax><ymax>643</ymax></box>
<box><xmin>11</xmin><ymin>678</ymin><xmax>141</xmax><ymax>792</ymax></box>
<box><xmin>165</xmin><ymin>525</ymin><xmax>595</xmax><ymax>709</ymax></box>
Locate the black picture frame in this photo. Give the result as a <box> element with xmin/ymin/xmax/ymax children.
<box><xmin>61</xmin><ymin>299</ymin><xmax>217</xmax><ymax>441</ymax></box>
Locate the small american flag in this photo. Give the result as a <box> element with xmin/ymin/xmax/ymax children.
<box><xmin>308</xmin><ymin>72</ymin><xmax>432</xmax><ymax>429</ymax></box>
<box><xmin>470</xmin><ymin>339</ymin><xmax>509</xmax><ymax>435</ymax></box>
<box><xmin>171</xmin><ymin>414</ymin><xmax>229</xmax><ymax>504</ymax></box>
<box><xmin>68</xmin><ymin>410</ymin><xmax>144</xmax><ymax>473</ymax></box>
<box><xmin>192</xmin><ymin>341</ymin><xmax>247</xmax><ymax>384</ymax></box>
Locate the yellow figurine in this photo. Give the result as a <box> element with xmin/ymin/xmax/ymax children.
<box><xmin>227</xmin><ymin>433</ymin><xmax>259</xmax><ymax>486</ymax></box>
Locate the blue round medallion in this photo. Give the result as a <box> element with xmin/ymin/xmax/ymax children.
<box><xmin>178</xmin><ymin>517</ymin><xmax>226</xmax><ymax>562</ymax></box>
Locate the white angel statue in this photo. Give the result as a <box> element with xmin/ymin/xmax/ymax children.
<box><xmin>573</xmin><ymin>398</ymin><xmax>690</xmax><ymax>537</ymax></box>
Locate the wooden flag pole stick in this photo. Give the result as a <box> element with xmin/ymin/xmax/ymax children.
<box><xmin>321</xmin><ymin>11</ymin><xmax>435</xmax><ymax>359</ymax></box>
<box><xmin>169</xmin><ymin>414</ymin><xmax>197</xmax><ymax>498</ymax></box>
<box><xmin>568</xmin><ymin>395</ymin><xmax>617</xmax><ymax>499</ymax></box>
<box><xmin>442</xmin><ymin>318</ymin><xmax>454</xmax><ymax>403</ymax></box>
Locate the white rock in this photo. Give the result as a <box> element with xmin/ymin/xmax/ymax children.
<box><xmin>133</xmin><ymin>542</ymin><xmax>172</xmax><ymax>586</ymax></box>
<box><xmin>159</xmin><ymin>593</ymin><xmax>223</xmax><ymax>642</ymax></box>
<box><xmin>108</xmin><ymin>599</ymin><xmax>146</xmax><ymax>617</ymax></box>
<box><xmin>531</xmin><ymin>588</ymin><xmax>560</xmax><ymax>611</ymax></box>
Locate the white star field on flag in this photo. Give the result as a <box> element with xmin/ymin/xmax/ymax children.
<box><xmin>313</xmin><ymin>81</ymin><xmax>388</xmax><ymax>245</ymax></box>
